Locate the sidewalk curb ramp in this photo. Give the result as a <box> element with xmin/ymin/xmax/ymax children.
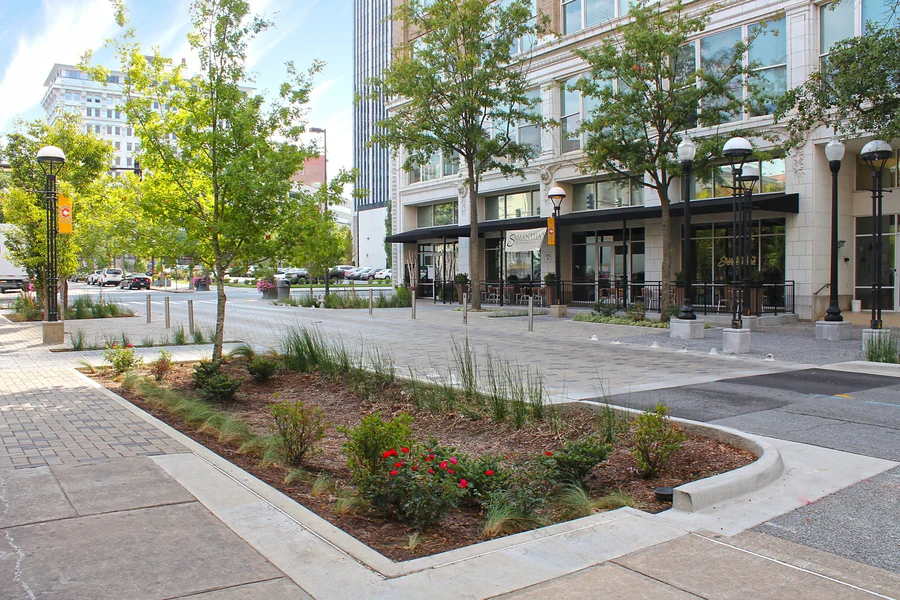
<box><xmin>574</xmin><ymin>401</ymin><xmax>784</xmax><ymax>512</ymax></box>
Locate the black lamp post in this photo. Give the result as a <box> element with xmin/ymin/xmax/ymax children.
<box><xmin>860</xmin><ymin>139</ymin><xmax>893</xmax><ymax>330</ymax></box>
<box><xmin>37</xmin><ymin>145</ymin><xmax>66</xmax><ymax>324</ymax></box>
<box><xmin>824</xmin><ymin>137</ymin><xmax>845</xmax><ymax>322</ymax></box>
<box><xmin>547</xmin><ymin>186</ymin><xmax>566</xmax><ymax>305</ymax></box>
<box><xmin>723</xmin><ymin>137</ymin><xmax>754</xmax><ymax>330</ymax></box>
<box><xmin>677</xmin><ymin>137</ymin><xmax>697</xmax><ymax>320</ymax></box>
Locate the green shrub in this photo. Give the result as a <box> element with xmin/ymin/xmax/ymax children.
<box><xmin>149</xmin><ymin>349</ymin><xmax>174</xmax><ymax>381</ymax></box>
<box><xmin>482</xmin><ymin>456</ymin><xmax>554</xmax><ymax>518</ymax></box>
<box><xmin>12</xmin><ymin>295</ymin><xmax>42</xmax><ymax>321</ymax></box>
<box><xmin>548</xmin><ymin>437</ymin><xmax>610</xmax><ymax>483</ymax></box>
<box><xmin>69</xmin><ymin>329</ymin><xmax>86</xmax><ymax>350</ymax></box>
<box><xmin>199</xmin><ymin>373</ymin><xmax>242</xmax><ymax>403</ymax></box>
<box><xmin>248</xmin><ymin>357</ymin><xmax>279</xmax><ymax>383</ymax></box>
<box><xmin>626</xmin><ymin>301</ymin><xmax>646</xmax><ymax>322</ymax></box>
<box><xmin>592</xmin><ymin>301</ymin><xmax>617</xmax><ymax>317</ymax></box>
<box><xmin>191</xmin><ymin>328</ymin><xmax>205</xmax><ymax>344</ymax></box>
<box><xmin>572</xmin><ymin>313</ymin><xmax>670</xmax><ymax>328</ymax></box>
<box><xmin>102</xmin><ymin>343</ymin><xmax>142</xmax><ymax>373</ymax></box>
<box><xmin>191</xmin><ymin>359</ymin><xmax>223</xmax><ymax>388</ymax></box>
<box><xmin>269</xmin><ymin>401</ymin><xmax>327</xmax><ymax>466</ymax></box>
<box><xmin>458</xmin><ymin>453</ymin><xmax>507</xmax><ymax>508</ymax></box>
<box><xmin>664</xmin><ymin>301</ymin><xmax>681</xmax><ymax>319</ymax></box>
<box><xmin>340</xmin><ymin>412</ymin><xmax>414</xmax><ymax>483</ymax></box>
<box><xmin>631</xmin><ymin>403</ymin><xmax>686</xmax><ymax>478</ymax></box>
<box><xmin>173</xmin><ymin>325</ymin><xmax>188</xmax><ymax>345</ymax></box>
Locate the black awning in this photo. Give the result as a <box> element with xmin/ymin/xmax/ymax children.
<box><xmin>385</xmin><ymin>193</ymin><xmax>799</xmax><ymax>242</ymax></box>
<box><xmin>384</xmin><ymin>216</ymin><xmax>547</xmax><ymax>243</ymax></box>
<box><xmin>558</xmin><ymin>192</ymin><xmax>799</xmax><ymax>227</ymax></box>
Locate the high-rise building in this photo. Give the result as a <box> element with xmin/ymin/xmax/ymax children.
<box><xmin>42</xmin><ymin>64</ymin><xmax>141</xmax><ymax>172</ymax></box>
<box><xmin>352</xmin><ymin>0</ymin><xmax>392</xmax><ymax>268</ymax></box>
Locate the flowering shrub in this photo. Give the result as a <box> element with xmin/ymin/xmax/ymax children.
<box><xmin>257</xmin><ymin>278</ymin><xmax>277</xmax><ymax>292</ymax></box>
<box><xmin>102</xmin><ymin>343</ymin><xmax>141</xmax><ymax>373</ymax></box>
<box><xmin>458</xmin><ymin>453</ymin><xmax>507</xmax><ymax>508</ymax></box>
<box><xmin>358</xmin><ymin>444</ymin><xmax>466</xmax><ymax>529</ymax></box>
<box><xmin>269</xmin><ymin>401</ymin><xmax>327</xmax><ymax>466</ymax></box>
<box><xmin>149</xmin><ymin>349</ymin><xmax>174</xmax><ymax>381</ymax></box>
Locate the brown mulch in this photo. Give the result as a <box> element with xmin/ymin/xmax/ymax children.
<box><xmin>97</xmin><ymin>361</ymin><xmax>754</xmax><ymax>561</ymax></box>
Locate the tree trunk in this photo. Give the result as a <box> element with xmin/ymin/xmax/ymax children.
<box><xmin>659</xmin><ymin>191</ymin><xmax>673</xmax><ymax>323</ymax></box>
<box><xmin>467</xmin><ymin>164</ymin><xmax>481</xmax><ymax>310</ymax></box>
<box><xmin>213</xmin><ymin>268</ymin><xmax>227</xmax><ymax>360</ymax></box>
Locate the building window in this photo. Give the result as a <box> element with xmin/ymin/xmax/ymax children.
<box><xmin>416</xmin><ymin>200</ymin><xmax>458</xmax><ymax>227</ymax></box>
<box><xmin>560</xmin><ymin>77</ymin><xmax>582</xmax><ymax>152</ymax></box>
<box><xmin>854</xmin><ymin>214</ymin><xmax>897</xmax><ymax>309</ymax></box>
<box><xmin>518</xmin><ymin>88</ymin><xmax>541</xmax><ymax>156</ymax></box>
<box><xmin>115</xmin><ymin>110</ymin><xmax>121</xmax><ymax>119</ymax></box>
<box><xmin>126</xmin><ymin>127</ymin><xmax>132</xmax><ymax>136</ymax></box>
<box><xmin>443</xmin><ymin>153</ymin><xmax>459</xmax><ymax>176</ymax></box>
<box><xmin>509</xmin><ymin>0</ymin><xmax>538</xmax><ymax>54</ymax></box>
<box><xmin>73</xmin><ymin>94</ymin><xmax>80</xmax><ymax>102</ymax></box>
<box><xmin>408</xmin><ymin>152</ymin><xmax>458</xmax><ymax>184</ymax></box>
<box><xmin>485</xmin><ymin>190</ymin><xmax>540</xmax><ymax>220</ymax></box>
<box><xmin>572</xmin><ymin>178</ymin><xmax>642</xmax><ymax>210</ymax></box>
<box><xmin>694</xmin><ymin>157</ymin><xmax>785</xmax><ymax>198</ymax></box>
<box><xmin>107</xmin><ymin>109</ymin><xmax>113</xmax><ymax>118</ymax></box>
<box><xmin>749</xmin><ymin>18</ymin><xmax>787</xmax><ymax>116</ymax></box>
<box><xmin>115</xmin><ymin>157</ymin><xmax>121</xmax><ymax>166</ymax></box>
<box><xmin>115</xmin><ymin>126</ymin><xmax>121</xmax><ymax>135</ymax></box>
<box><xmin>94</xmin><ymin>125</ymin><xmax>100</xmax><ymax>133</ymax></box>
<box><xmin>127</xmin><ymin>157</ymin><xmax>133</xmax><ymax>167</ymax></box>
<box><xmin>114</xmin><ymin>142</ymin><xmax>121</xmax><ymax>150</ymax></box>
<box><xmin>563</xmin><ymin>0</ymin><xmax>629</xmax><ymax>35</ymax></box>
<box><xmin>691</xmin><ymin>218</ymin><xmax>785</xmax><ymax>284</ymax></box>
<box><xmin>126</xmin><ymin>142</ymin><xmax>133</xmax><ymax>151</ymax></box>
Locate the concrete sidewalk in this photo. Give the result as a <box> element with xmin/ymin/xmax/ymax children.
<box><xmin>0</xmin><ymin>318</ymin><xmax>898</xmax><ymax>598</ymax></box>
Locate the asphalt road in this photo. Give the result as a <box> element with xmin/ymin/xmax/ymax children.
<box><xmin>610</xmin><ymin>368</ymin><xmax>900</xmax><ymax>575</ymax></box>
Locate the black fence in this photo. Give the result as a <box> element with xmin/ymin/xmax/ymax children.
<box><xmin>439</xmin><ymin>279</ymin><xmax>795</xmax><ymax>315</ymax></box>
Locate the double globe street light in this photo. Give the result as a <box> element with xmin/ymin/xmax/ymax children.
<box><xmin>723</xmin><ymin>137</ymin><xmax>758</xmax><ymax>331</ymax></box>
<box><xmin>860</xmin><ymin>139</ymin><xmax>893</xmax><ymax>330</ymax></box>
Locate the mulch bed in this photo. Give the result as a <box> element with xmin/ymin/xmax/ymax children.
<box><xmin>97</xmin><ymin>361</ymin><xmax>754</xmax><ymax>561</ymax></box>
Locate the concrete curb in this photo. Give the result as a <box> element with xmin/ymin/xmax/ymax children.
<box><xmin>574</xmin><ymin>401</ymin><xmax>784</xmax><ymax>513</ymax></box>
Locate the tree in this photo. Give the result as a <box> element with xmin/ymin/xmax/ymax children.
<box><xmin>775</xmin><ymin>22</ymin><xmax>900</xmax><ymax>143</ymax></box>
<box><xmin>574</xmin><ymin>0</ymin><xmax>777</xmax><ymax>319</ymax></box>
<box><xmin>279</xmin><ymin>169</ymin><xmax>356</xmax><ymax>295</ymax></box>
<box><xmin>1</xmin><ymin>114</ymin><xmax>112</xmax><ymax>310</ymax></box>
<box><xmin>85</xmin><ymin>0</ymin><xmax>319</xmax><ymax>359</ymax></box>
<box><xmin>368</xmin><ymin>0</ymin><xmax>551</xmax><ymax>309</ymax></box>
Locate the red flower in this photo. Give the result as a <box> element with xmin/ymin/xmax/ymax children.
<box><xmin>485</xmin><ymin>469</ymin><xmax>494</xmax><ymax>476</ymax></box>
<box><xmin>428</xmin><ymin>468</ymin><xmax>435</xmax><ymax>474</ymax></box>
<box><xmin>401</xmin><ymin>447</ymin><xmax>410</xmax><ymax>453</ymax></box>
<box><xmin>458</xmin><ymin>479</ymin><xmax>468</xmax><ymax>489</ymax></box>
<box><xmin>428</xmin><ymin>453</ymin><xmax>435</xmax><ymax>460</ymax></box>
<box><xmin>394</xmin><ymin>462</ymin><xmax>403</xmax><ymax>468</ymax></box>
<box><xmin>425</xmin><ymin>456</ymin><xmax>432</xmax><ymax>462</ymax></box>
<box><xmin>545</xmin><ymin>451</ymin><xmax>553</xmax><ymax>456</ymax></box>
<box><xmin>412</xmin><ymin>466</ymin><xmax>419</xmax><ymax>471</ymax></box>
<box><xmin>382</xmin><ymin>449</ymin><xmax>398</xmax><ymax>458</ymax></box>
<box><xmin>389</xmin><ymin>470</ymin><xmax>399</xmax><ymax>476</ymax></box>
<box><xmin>439</xmin><ymin>461</ymin><xmax>448</xmax><ymax>469</ymax></box>
<box><xmin>126</xmin><ymin>343</ymin><xmax>133</xmax><ymax>348</ymax></box>
<box><xmin>447</xmin><ymin>468</ymin><xmax>455</xmax><ymax>475</ymax></box>
<box><xmin>449</xmin><ymin>457</ymin><xmax>458</xmax><ymax>465</ymax></box>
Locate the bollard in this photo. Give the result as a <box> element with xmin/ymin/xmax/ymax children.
<box><xmin>188</xmin><ymin>299</ymin><xmax>195</xmax><ymax>333</ymax></box>
<box><xmin>165</xmin><ymin>297</ymin><xmax>171</xmax><ymax>329</ymax></box>
<box><xmin>146</xmin><ymin>294</ymin><xmax>152</xmax><ymax>324</ymax></box>
<box><xmin>368</xmin><ymin>289</ymin><xmax>373</xmax><ymax>315</ymax></box>
<box><xmin>463</xmin><ymin>293</ymin><xmax>468</xmax><ymax>325</ymax></box>
<box><xmin>528</xmin><ymin>296</ymin><xmax>534</xmax><ymax>332</ymax></box>
<box><xmin>411</xmin><ymin>289</ymin><xmax>416</xmax><ymax>320</ymax></box>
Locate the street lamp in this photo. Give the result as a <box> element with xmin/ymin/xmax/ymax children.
<box><xmin>36</xmin><ymin>145</ymin><xmax>66</xmax><ymax>329</ymax></box>
<box><xmin>723</xmin><ymin>136</ymin><xmax>754</xmax><ymax>330</ymax></box>
<box><xmin>547</xmin><ymin>186</ymin><xmax>566</xmax><ymax>305</ymax></box>
<box><xmin>677</xmin><ymin>136</ymin><xmax>697</xmax><ymax>320</ymax></box>
<box><xmin>860</xmin><ymin>139</ymin><xmax>893</xmax><ymax>330</ymax></box>
<box><xmin>824</xmin><ymin>137</ymin><xmax>845</xmax><ymax>322</ymax></box>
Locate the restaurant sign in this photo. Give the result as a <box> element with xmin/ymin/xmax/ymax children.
<box><xmin>504</xmin><ymin>228</ymin><xmax>546</xmax><ymax>253</ymax></box>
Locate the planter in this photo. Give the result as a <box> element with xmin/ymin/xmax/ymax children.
<box><xmin>456</xmin><ymin>284</ymin><xmax>469</xmax><ymax>303</ymax></box>
<box><xmin>261</xmin><ymin>288</ymin><xmax>278</xmax><ymax>299</ymax></box>
<box><xmin>195</xmin><ymin>282</ymin><xmax>210</xmax><ymax>291</ymax></box>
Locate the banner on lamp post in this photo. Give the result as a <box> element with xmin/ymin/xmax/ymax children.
<box><xmin>547</xmin><ymin>217</ymin><xmax>556</xmax><ymax>246</ymax></box>
<box><xmin>58</xmin><ymin>195</ymin><xmax>73</xmax><ymax>234</ymax></box>
<box><xmin>504</xmin><ymin>227</ymin><xmax>547</xmax><ymax>253</ymax></box>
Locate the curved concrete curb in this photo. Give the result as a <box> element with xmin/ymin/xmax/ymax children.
<box><xmin>574</xmin><ymin>401</ymin><xmax>784</xmax><ymax>513</ymax></box>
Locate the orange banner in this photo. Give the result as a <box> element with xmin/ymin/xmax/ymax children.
<box><xmin>58</xmin><ymin>195</ymin><xmax>73</xmax><ymax>234</ymax></box>
<box><xmin>547</xmin><ymin>216</ymin><xmax>556</xmax><ymax>246</ymax></box>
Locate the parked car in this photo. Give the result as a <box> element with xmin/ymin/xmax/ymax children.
<box><xmin>373</xmin><ymin>269</ymin><xmax>392</xmax><ymax>280</ymax></box>
<box><xmin>350</xmin><ymin>267</ymin><xmax>377</xmax><ymax>281</ymax></box>
<box><xmin>329</xmin><ymin>265</ymin><xmax>355</xmax><ymax>283</ymax></box>
<box><xmin>86</xmin><ymin>270</ymin><xmax>102</xmax><ymax>285</ymax></box>
<box><xmin>119</xmin><ymin>272</ymin><xmax>151</xmax><ymax>290</ymax></box>
<box><xmin>284</xmin><ymin>268</ymin><xmax>309</xmax><ymax>284</ymax></box>
<box><xmin>100</xmin><ymin>268</ymin><xmax>124</xmax><ymax>287</ymax></box>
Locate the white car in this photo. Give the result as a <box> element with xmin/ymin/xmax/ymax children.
<box><xmin>100</xmin><ymin>268</ymin><xmax>124</xmax><ymax>286</ymax></box>
<box><xmin>373</xmin><ymin>269</ymin><xmax>392</xmax><ymax>280</ymax></box>
<box><xmin>86</xmin><ymin>270</ymin><xmax>102</xmax><ymax>285</ymax></box>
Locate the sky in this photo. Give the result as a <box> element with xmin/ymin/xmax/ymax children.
<box><xmin>0</xmin><ymin>0</ymin><xmax>354</xmax><ymax>175</ymax></box>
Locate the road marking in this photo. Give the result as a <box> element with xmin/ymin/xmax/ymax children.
<box><xmin>866</xmin><ymin>400</ymin><xmax>900</xmax><ymax>408</ymax></box>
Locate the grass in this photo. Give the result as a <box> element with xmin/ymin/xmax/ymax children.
<box><xmin>865</xmin><ymin>332</ymin><xmax>900</xmax><ymax>363</ymax></box>
<box><xmin>551</xmin><ymin>484</ymin><xmax>634</xmax><ymax>520</ymax></box>
<box><xmin>483</xmin><ymin>505</ymin><xmax>541</xmax><ymax>538</ymax></box>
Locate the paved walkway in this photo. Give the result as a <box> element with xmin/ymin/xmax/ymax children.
<box><xmin>0</xmin><ymin>304</ymin><xmax>898</xmax><ymax>599</ymax></box>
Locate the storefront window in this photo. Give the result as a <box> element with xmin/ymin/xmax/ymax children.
<box><xmin>571</xmin><ymin>178</ymin><xmax>643</xmax><ymax>211</ymax></box>
<box><xmin>485</xmin><ymin>238</ymin><xmax>540</xmax><ymax>283</ymax></box>
<box><xmin>695</xmin><ymin>159</ymin><xmax>784</xmax><ymax>198</ymax></box>
<box><xmin>484</xmin><ymin>191</ymin><xmax>540</xmax><ymax>220</ymax></box>
<box><xmin>691</xmin><ymin>218</ymin><xmax>785</xmax><ymax>283</ymax></box>
<box><xmin>417</xmin><ymin>201</ymin><xmax>458</xmax><ymax>228</ymax></box>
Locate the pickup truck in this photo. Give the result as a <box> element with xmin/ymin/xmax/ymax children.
<box><xmin>0</xmin><ymin>224</ymin><xmax>29</xmax><ymax>293</ymax></box>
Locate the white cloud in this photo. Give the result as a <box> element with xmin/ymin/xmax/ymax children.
<box><xmin>0</xmin><ymin>0</ymin><xmax>118</xmax><ymax>129</ymax></box>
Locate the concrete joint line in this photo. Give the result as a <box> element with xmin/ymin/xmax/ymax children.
<box><xmin>608</xmin><ymin>561</ymin><xmax>706</xmax><ymax>599</ymax></box>
<box><xmin>158</xmin><ymin>575</ymin><xmax>291</xmax><ymax>600</ymax></box>
<box><xmin>692</xmin><ymin>533</ymin><xmax>896</xmax><ymax>599</ymax></box>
